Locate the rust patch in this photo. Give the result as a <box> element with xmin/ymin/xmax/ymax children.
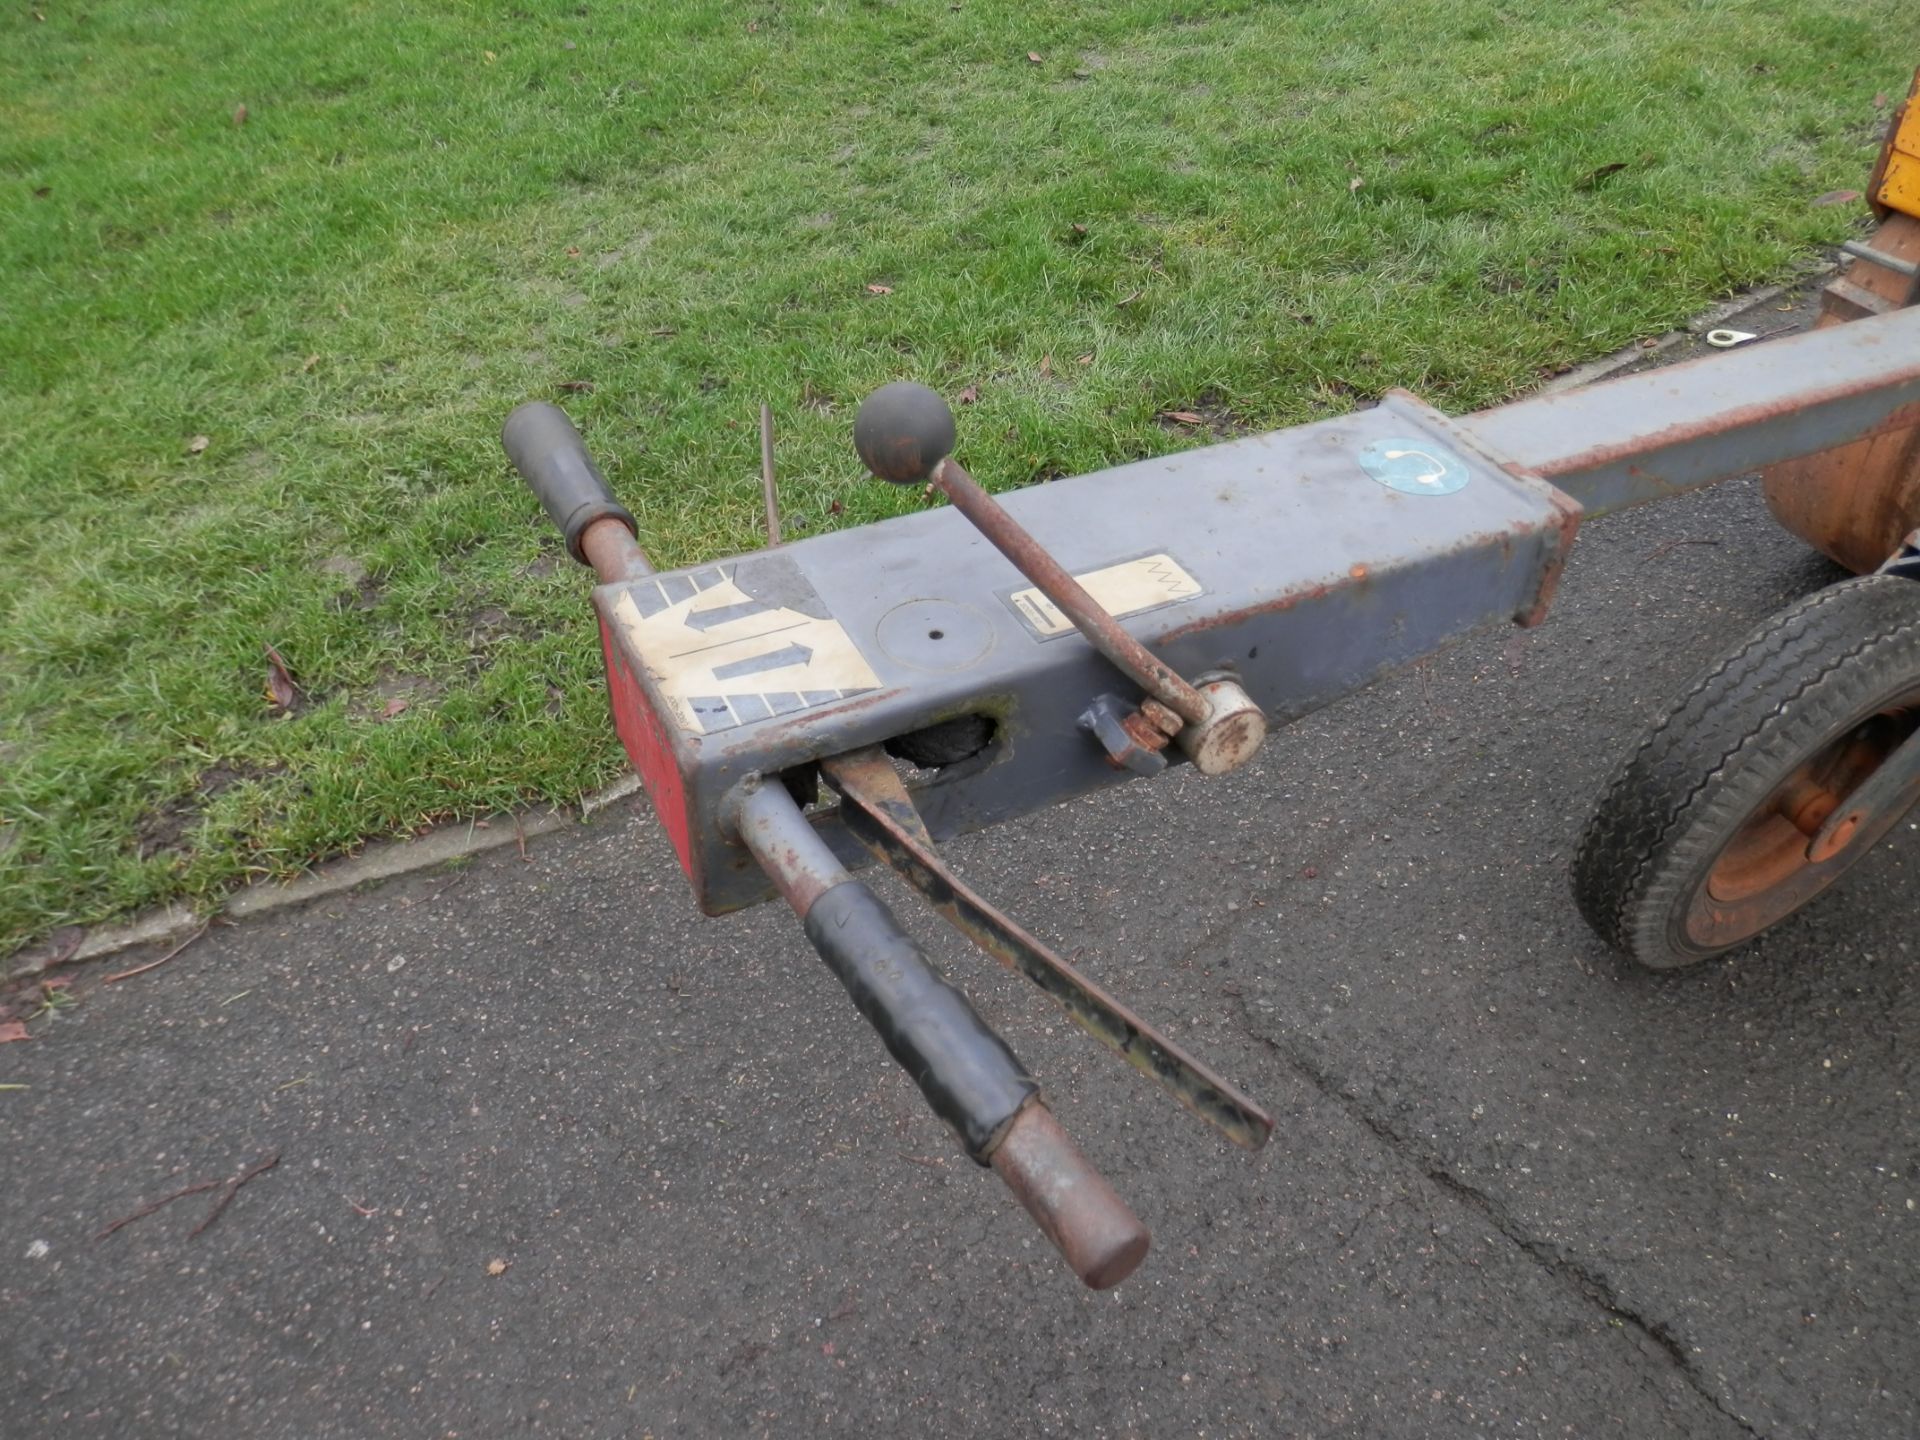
<box><xmin>1118</xmin><ymin>708</ymin><xmax>1174</xmax><ymax>756</ymax></box>
<box><xmin>1516</xmin><ymin>487</ymin><xmax>1584</xmax><ymax>628</ymax></box>
<box><xmin>1139</xmin><ymin>697</ymin><xmax>1183</xmax><ymax>738</ymax></box>
<box><xmin>1157</xmin><ymin>581</ymin><xmax>1332</xmax><ymax>644</ymax></box>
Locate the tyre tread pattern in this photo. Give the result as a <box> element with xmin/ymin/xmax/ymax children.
<box><xmin>1572</xmin><ymin>575</ymin><xmax>1920</xmax><ymax>966</ymax></box>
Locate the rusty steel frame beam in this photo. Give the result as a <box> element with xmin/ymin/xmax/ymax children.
<box><xmin>1465</xmin><ymin>303</ymin><xmax>1920</xmax><ymax>520</ymax></box>
<box><xmin>559</xmin><ymin>305</ymin><xmax>1920</xmax><ymax>919</ymax></box>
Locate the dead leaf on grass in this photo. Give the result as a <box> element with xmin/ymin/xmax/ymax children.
<box><xmin>865</xmin><ymin>283</ymin><xmax>893</xmax><ymax>295</ymax></box>
<box><xmin>383</xmin><ymin>697</ymin><xmax>410</xmax><ymax>719</ymax></box>
<box><xmin>185</xmin><ymin>434</ymin><xmax>211</xmax><ymax>454</ymax></box>
<box><xmin>232</xmin><ymin>103</ymin><xmax>248</xmax><ymax>126</ymax></box>
<box><xmin>1038</xmin><ymin>354</ymin><xmax>1052</xmax><ymax>377</ymax></box>
<box><xmin>1812</xmin><ymin>189</ymin><xmax>1860</xmax><ymax>206</ymax></box>
<box><xmin>1348</xmin><ymin>174</ymin><xmax>1364</xmax><ymax>193</ymax></box>
<box><xmin>828</xmin><ymin>498</ymin><xmax>844</xmax><ymax>516</ymax></box>
<box><xmin>556</xmin><ymin>379</ymin><xmax>595</xmax><ymax>393</ymax></box>
<box><xmin>1162</xmin><ymin>410</ymin><xmax>1204</xmax><ymax>425</ymax></box>
<box><xmin>1027</xmin><ymin>51</ymin><xmax>1042</xmax><ymax>63</ymax></box>
<box><xmin>1075</xmin><ymin>353</ymin><xmax>1093</xmax><ymax>366</ymax></box>
<box><xmin>1575</xmin><ymin>161</ymin><xmax>1627</xmax><ymax>190</ymax></box>
<box><xmin>565</xmin><ymin>246</ymin><xmax>581</xmax><ymax>257</ymax></box>
<box><xmin>264</xmin><ymin>645</ymin><xmax>299</xmax><ymax>712</ymax></box>
<box><xmin>300</xmin><ymin>354</ymin><xmax>320</xmax><ymax>372</ymax></box>
<box><xmin>956</xmin><ymin>384</ymin><xmax>979</xmax><ymax>405</ymax></box>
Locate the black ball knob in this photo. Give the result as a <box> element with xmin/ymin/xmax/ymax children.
<box><xmin>853</xmin><ymin>382</ymin><xmax>956</xmax><ymax>484</ymax></box>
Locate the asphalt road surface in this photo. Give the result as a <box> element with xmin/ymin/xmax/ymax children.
<box><xmin>4</xmin><ymin>290</ymin><xmax>1915</xmax><ymax>1438</ymax></box>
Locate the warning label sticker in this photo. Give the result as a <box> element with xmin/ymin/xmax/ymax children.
<box><xmin>1004</xmin><ymin>553</ymin><xmax>1204</xmax><ymax>640</ymax></box>
<box><xmin>611</xmin><ymin>554</ymin><xmax>880</xmax><ymax>736</ymax></box>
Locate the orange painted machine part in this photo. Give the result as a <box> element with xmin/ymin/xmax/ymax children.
<box><xmin>1869</xmin><ymin>69</ymin><xmax>1920</xmax><ymax>222</ymax></box>
<box><xmin>1760</xmin><ymin>212</ymin><xmax>1920</xmax><ymax>574</ymax></box>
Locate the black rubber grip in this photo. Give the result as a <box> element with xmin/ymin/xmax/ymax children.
<box><xmin>803</xmin><ymin>882</ymin><xmax>1039</xmax><ymax>1162</ymax></box>
<box><xmin>501</xmin><ymin>401</ymin><xmax>638</xmax><ymax>565</ymax></box>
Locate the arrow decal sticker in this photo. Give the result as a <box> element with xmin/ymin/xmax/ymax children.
<box><xmin>609</xmin><ymin>555</ymin><xmax>882</xmax><ymax>736</ymax></box>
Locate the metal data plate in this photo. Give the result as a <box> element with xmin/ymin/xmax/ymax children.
<box><xmin>596</xmin><ymin>392</ymin><xmax>1579</xmax><ymax>914</ymax></box>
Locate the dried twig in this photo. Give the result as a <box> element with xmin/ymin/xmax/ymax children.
<box><xmin>103</xmin><ymin>921</ymin><xmax>211</xmax><ymax>985</ymax></box>
<box><xmin>97</xmin><ymin>1150</ymin><xmax>282</xmax><ymax>1241</ymax></box>
<box><xmin>190</xmin><ymin>1152</ymin><xmax>281</xmax><ymax>1237</ymax></box>
<box><xmin>759</xmin><ymin>403</ymin><xmax>782</xmax><ymax>546</ymax></box>
<box><xmin>96</xmin><ymin>1179</ymin><xmax>222</xmax><ymax>1240</ymax></box>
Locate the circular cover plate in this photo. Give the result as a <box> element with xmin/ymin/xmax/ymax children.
<box><xmin>1358</xmin><ymin>437</ymin><xmax>1470</xmax><ymax>495</ymax></box>
<box><xmin>875</xmin><ymin>599</ymin><xmax>997</xmax><ymax>672</ymax></box>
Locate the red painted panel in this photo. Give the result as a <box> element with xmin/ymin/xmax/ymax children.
<box><xmin>598</xmin><ymin>614</ymin><xmax>695</xmax><ymax>881</ymax></box>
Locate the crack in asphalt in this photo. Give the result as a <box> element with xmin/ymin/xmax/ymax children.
<box><xmin>1227</xmin><ymin>995</ymin><xmax>1765</xmax><ymax>1439</ymax></box>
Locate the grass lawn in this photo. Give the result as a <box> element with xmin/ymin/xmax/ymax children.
<box><xmin>0</xmin><ymin>0</ymin><xmax>1909</xmax><ymax>958</ymax></box>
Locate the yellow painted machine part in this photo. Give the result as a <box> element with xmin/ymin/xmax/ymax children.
<box><xmin>1877</xmin><ymin>74</ymin><xmax>1920</xmax><ymax>220</ymax></box>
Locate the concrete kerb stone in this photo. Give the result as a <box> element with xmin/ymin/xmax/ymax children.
<box><xmin>6</xmin><ymin>775</ymin><xmax>647</xmax><ymax>980</ymax></box>
<box><xmin>1536</xmin><ymin>266</ymin><xmax>1834</xmax><ymax>396</ymax></box>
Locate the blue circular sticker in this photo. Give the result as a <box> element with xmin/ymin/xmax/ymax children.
<box><xmin>1358</xmin><ymin>438</ymin><xmax>1470</xmax><ymax>495</ymax></box>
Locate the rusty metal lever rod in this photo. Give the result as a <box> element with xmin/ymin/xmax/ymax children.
<box><xmin>852</xmin><ymin>382</ymin><xmax>1210</xmax><ymax>727</ymax></box>
<box><xmin>732</xmin><ymin>779</ymin><xmax>1151</xmax><ymax>1289</ymax></box>
<box><xmin>930</xmin><ymin>455</ymin><xmax>1212</xmax><ymax>726</ymax></box>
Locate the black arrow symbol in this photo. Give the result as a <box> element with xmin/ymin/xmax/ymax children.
<box><xmin>713</xmin><ymin>643</ymin><xmax>813</xmax><ymax>680</ymax></box>
<box><xmin>685</xmin><ymin>598</ymin><xmax>771</xmax><ymax>631</ymax></box>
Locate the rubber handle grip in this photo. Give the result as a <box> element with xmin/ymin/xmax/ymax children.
<box><xmin>803</xmin><ymin>881</ymin><xmax>1039</xmax><ymax>1162</ymax></box>
<box><xmin>501</xmin><ymin>401</ymin><xmax>637</xmax><ymax>565</ymax></box>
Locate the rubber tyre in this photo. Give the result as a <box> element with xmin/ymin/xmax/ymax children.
<box><xmin>1572</xmin><ymin>574</ymin><xmax>1920</xmax><ymax>969</ymax></box>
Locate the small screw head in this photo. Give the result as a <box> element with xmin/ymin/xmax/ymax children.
<box><xmin>853</xmin><ymin>382</ymin><xmax>956</xmax><ymax>484</ymax></box>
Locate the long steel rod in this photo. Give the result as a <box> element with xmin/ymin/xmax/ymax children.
<box><xmin>1465</xmin><ymin>303</ymin><xmax>1920</xmax><ymax>520</ymax></box>
<box><xmin>1842</xmin><ymin>239</ymin><xmax>1919</xmax><ymax>279</ymax></box>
